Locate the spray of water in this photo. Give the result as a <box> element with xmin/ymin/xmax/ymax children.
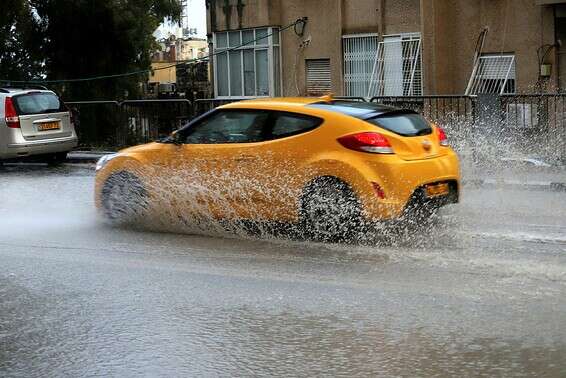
<box><xmin>98</xmin><ymin>157</ymin><xmax>451</xmax><ymax>247</ymax></box>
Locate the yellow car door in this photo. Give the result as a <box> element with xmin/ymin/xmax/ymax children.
<box><xmin>176</xmin><ymin>109</ymin><xmax>270</xmax><ymax>220</ymax></box>
<box><xmin>231</xmin><ymin>111</ymin><xmax>324</xmax><ymax>221</ymax></box>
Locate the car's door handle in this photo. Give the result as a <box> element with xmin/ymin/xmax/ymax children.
<box><xmin>234</xmin><ymin>155</ymin><xmax>255</xmax><ymax>162</ymax></box>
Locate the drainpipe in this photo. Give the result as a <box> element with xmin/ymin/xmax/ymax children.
<box><xmin>206</xmin><ymin>0</ymin><xmax>217</xmax><ymax>98</ymax></box>
<box><xmin>377</xmin><ymin>0</ymin><xmax>384</xmax><ymax>37</ymax></box>
<box><xmin>206</xmin><ymin>0</ymin><xmax>217</xmax><ymax>32</ymax></box>
<box><xmin>237</xmin><ymin>0</ymin><xmax>245</xmax><ymax>30</ymax></box>
<box><xmin>223</xmin><ymin>0</ymin><xmax>232</xmax><ymax>30</ymax></box>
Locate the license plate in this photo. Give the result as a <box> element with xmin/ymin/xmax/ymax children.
<box><xmin>38</xmin><ymin>122</ymin><xmax>60</xmax><ymax>131</ymax></box>
<box><xmin>425</xmin><ymin>182</ymin><xmax>449</xmax><ymax>198</ymax></box>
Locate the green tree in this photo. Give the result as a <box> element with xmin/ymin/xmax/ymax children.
<box><xmin>0</xmin><ymin>0</ymin><xmax>44</xmax><ymax>81</ymax></box>
<box><xmin>1</xmin><ymin>0</ymin><xmax>182</xmax><ymax>99</ymax></box>
<box><xmin>33</xmin><ymin>0</ymin><xmax>182</xmax><ymax>100</ymax></box>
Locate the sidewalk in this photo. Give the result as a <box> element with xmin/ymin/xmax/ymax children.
<box><xmin>462</xmin><ymin>165</ymin><xmax>566</xmax><ymax>192</ymax></box>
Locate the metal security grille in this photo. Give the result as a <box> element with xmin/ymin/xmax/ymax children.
<box><xmin>306</xmin><ymin>59</ymin><xmax>331</xmax><ymax>95</ymax></box>
<box><xmin>466</xmin><ymin>54</ymin><xmax>516</xmax><ymax>95</ymax></box>
<box><xmin>343</xmin><ymin>33</ymin><xmax>422</xmax><ymax>98</ymax></box>
<box><xmin>343</xmin><ymin>34</ymin><xmax>379</xmax><ymax>98</ymax></box>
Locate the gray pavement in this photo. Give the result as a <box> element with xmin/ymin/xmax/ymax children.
<box><xmin>0</xmin><ymin>164</ymin><xmax>565</xmax><ymax>376</ymax></box>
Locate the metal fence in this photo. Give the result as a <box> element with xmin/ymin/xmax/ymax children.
<box><xmin>499</xmin><ymin>94</ymin><xmax>566</xmax><ymax>161</ymax></box>
<box><xmin>67</xmin><ymin>99</ymin><xmax>192</xmax><ymax>148</ymax></box>
<box><xmin>69</xmin><ymin>95</ymin><xmax>566</xmax><ymax>162</ymax></box>
<box><xmin>370</xmin><ymin>94</ymin><xmax>565</xmax><ymax>162</ymax></box>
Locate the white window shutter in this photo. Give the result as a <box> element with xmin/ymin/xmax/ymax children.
<box><xmin>466</xmin><ymin>54</ymin><xmax>516</xmax><ymax>95</ymax></box>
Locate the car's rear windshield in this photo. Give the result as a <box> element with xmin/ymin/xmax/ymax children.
<box><xmin>367</xmin><ymin>113</ymin><xmax>432</xmax><ymax>137</ymax></box>
<box><xmin>307</xmin><ymin>101</ymin><xmax>432</xmax><ymax>136</ymax></box>
<box><xmin>308</xmin><ymin>101</ymin><xmax>397</xmax><ymax>118</ymax></box>
<box><xmin>13</xmin><ymin>92</ymin><xmax>66</xmax><ymax>115</ymax></box>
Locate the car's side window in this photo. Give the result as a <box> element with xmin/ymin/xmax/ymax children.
<box><xmin>183</xmin><ymin>110</ymin><xmax>269</xmax><ymax>144</ymax></box>
<box><xmin>269</xmin><ymin>112</ymin><xmax>322</xmax><ymax>139</ymax></box>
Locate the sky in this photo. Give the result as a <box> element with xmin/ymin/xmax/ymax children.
<box><xmin>154</xmin><ymin>0</ymin><xmax>207</xmax><ymax>39</ymax></box>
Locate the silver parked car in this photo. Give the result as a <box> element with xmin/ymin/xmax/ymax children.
<box><xmin>0</xmin><ymin>87</ymin><xmax>78</xmax><ymax>163</ymax></box>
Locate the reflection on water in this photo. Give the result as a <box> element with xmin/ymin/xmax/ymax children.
<box><xmin>175</xmin><ymin>306</ymin><xmax>566</xmax><ymax>377</ymax></box>
<box><xmin>2</xmin><ymin>165</ymin><xmax>566</xmax><ymax>376</ymax></box>
<box><xmin>1</xmin><ymin>274</ymin><xmax>564</xmax><ymax>377</ymax></box>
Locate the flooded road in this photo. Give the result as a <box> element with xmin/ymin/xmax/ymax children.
<box><xmin>1</xmin><ymin>164</ymin><xmax>565</xmax><ymax>376</ymax></box>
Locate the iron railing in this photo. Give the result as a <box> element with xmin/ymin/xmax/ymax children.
<box><xmin>68</xmin><ymin>95</ymin><xmax>566</xmax><ymax>162</ymax></box>
<box><xmin>66</xmin><ymin>99</ymin><xmax>192</xmax><ymax>148</ymax></box>
<box><xmin>499</xmin><ymin>94</ymin><xmax>566</xmax><ymax>161</ymax></box>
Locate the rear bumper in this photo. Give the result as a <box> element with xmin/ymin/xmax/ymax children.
<box><xmin>1</xmin><ymin>136</ymin><xmax>78</xmax><ymax>160</ymax></box>
<box><xmin>358</xmin><ymin>151</ymin><xmax>461</xmax><ymax>220</ymax></box>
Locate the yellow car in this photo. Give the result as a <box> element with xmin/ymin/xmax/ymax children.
<box><xmin>95</xmin><ymin>97</ymin><xmax>460</xmax><ymax>240</ymax></box>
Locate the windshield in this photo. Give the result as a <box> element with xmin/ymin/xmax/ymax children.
<box><xmin>366</xmin><ymin>113</ymin><xmax>432</xmax><ymax>137</ymax></box>
<box><xmin>13</xmin><ymin>92</ymin><xmax>66</xmax><ymax>115</ymax></box>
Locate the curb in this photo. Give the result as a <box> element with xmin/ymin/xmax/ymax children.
<box><xmin>67</xmin><ymin>151</ymin><xmax>114</xmax><ymax>164</ymax></box>
<box><xmin>463</xmin><ymin>178</ymin><xmax>566</xmax><ymax>192</ymax></box>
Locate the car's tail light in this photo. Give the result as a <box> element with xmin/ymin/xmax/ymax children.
<box><xmin>65</xmin><ymin>103</ymin><xmax>76</xmax><ymax>126</ymax></box>
<box><xmin>4</xmin><ymin>97</ymin><xmax>20</xmax><ymax>128</ymax></box>
<box><xmin>337</xmin><ymin>132</ymin><xmax>394</xmax><ymax>154</ymax></box>
<box><xmin>437</xmin><ymin>126</ymin><xmax>448</xmax><ymax>147</ymax></box>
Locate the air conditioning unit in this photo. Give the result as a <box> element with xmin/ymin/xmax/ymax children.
<box><xmin>506</xmin><ymin>103</ymin><xmax>538</xmax><ymax>128</ymax></box>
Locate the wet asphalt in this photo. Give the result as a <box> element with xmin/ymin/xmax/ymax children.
<box><xmin>1</xmin><ymin>163</ymin><xmax>565</xmax><ymax>377</ymax></box>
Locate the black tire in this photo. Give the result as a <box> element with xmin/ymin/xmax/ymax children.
<box><xmin>300</xmin><ymin>177</ymin><xmax>362</xmax><ymax>242</ymax></box>
<box><xmin>101</xmin><ymin>171</ymin><xmax>148</xmax><ymax>223</ymax></box>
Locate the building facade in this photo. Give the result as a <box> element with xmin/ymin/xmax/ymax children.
<box><xmin>147</xmin><ymin>35</ymin><xmax>210</xmax><ymax>98</ymax></box>
<box><xmin>205</xmin><ymin>0</ymin><xmax>566</xmax><ymax>98</ymax></box>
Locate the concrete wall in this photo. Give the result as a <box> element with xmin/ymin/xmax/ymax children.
<box><xmin>279</xmin><ymin>0</ymin><xmax>343</xmax><ymax>95</ymax></box>
<box><xmin>422</xmin><ymin>0</ymin><xmax>557</xmax><ymax>94</ymax></box>
<box><xmin>206</xmin><ymin>0</ymin><xmax>560</xmax><ymax>96</ymax></box>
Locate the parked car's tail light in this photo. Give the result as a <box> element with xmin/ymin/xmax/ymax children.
<box><xmin>337</xmin><ymin>132</ymin><xmax>394</xmax><ymax>154</ymax></box>
<box><xmin>64</xmin><ymin>102</ymin><xmax>76</xmax><ymax>126</ymax></box>
<box><xmin>437</xmin><ymin>126</ymin><xmax>448</xmax><ymax>147</ymax></box>
<box><xmin>4</xmin><ymin>97</ymin><xmax>20</xmax><ymax>128</ymax></box>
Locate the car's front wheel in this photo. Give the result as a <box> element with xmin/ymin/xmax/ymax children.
<box><xmin>101</xmin><ymin>171</ymin><xmax>148</xmax><ymax>223</ymax></box>
<box><xmin>300</xmin><ymin>177</ymin><xmax>362</xmax><ymax>242</ymax></box>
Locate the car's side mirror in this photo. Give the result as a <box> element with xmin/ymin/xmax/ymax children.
<box><xmin>170</xmin><ymin>130</ymin><xmax>182</xmax><ymax>145</ymax></box>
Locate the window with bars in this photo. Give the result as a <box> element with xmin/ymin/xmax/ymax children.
<box><xmin>342</xmin><ymin>33</ymin><xmax>422</xmax><ymax>98</ymax></box>
<box><xmin>306</xmin><ymin>59</ymin><xmax>332</xmax><ymax>95</ymax></box>
<box><xmin>466</xmin><ymin>53</ymin><xmax>516</xmax><ymax>95</ymax></box>
<box><xmin>213</xmin><ymin>27</ymin><xmax>281</xmax><ymax>98</ymax></box>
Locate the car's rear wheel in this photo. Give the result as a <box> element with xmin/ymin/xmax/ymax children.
<box><xmin>101</xmin><ymin>171</ymin><xmax>148</xmax><ymax>223</ymax></box>
<box><xmin>300</xmin><ymin>177</ymin><xmax>362</xmax><ymax>242</ymax></box>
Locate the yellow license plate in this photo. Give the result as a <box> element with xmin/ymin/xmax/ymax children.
<box><xmin>38</xmin><ymin>122</ymin><xmax>60</xmax><ymax>131</ymax></box>
<box><xmin>425</xmin><ymin>182</ymin><xmax>449</xmax><ymax>198</ymax></box>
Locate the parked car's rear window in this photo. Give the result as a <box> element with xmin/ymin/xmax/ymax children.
<box><xmin>13</xmin><ymin>92</ymin><xmax>66</xmax><ymax>115</ymax></box>
<box><xmin>367</xmin><ymin>113</ymin><xmax>432</xmax><ymax>137</ymax></box>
